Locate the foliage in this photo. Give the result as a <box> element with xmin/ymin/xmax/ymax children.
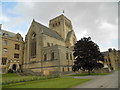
<box><xmin>72</xmin><ymin>37</ymin><xmax>104</xmax><ymax>75</ymax></box>
<box><xmin>8</xmin><ymin>69</ymin><xmax>13</xmax><ymax>73</ymax></box>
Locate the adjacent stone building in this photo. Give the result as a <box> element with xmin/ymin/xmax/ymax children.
<box><xmin>102</xmin><ymin>48</ymin><xmax>119</xmax><ymax>71</ymax></box>
<box><xmin>0</xmin><ymin>25</ymin><xmax>24</xmax><ymax>73</ymax></box>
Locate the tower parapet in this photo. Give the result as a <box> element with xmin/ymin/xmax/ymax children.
<box><xmin>49</xmin><ymin>14</ymin><xmax>73</xmax><ymax>40</ymax></box>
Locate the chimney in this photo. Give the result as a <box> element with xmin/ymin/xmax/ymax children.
<box><xmin>0</xmin><ymin>24</ymin><xmax>2</xmax><ymax>30</ymax></box>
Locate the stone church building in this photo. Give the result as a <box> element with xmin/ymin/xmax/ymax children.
<box><xmin>23</xmin><ymin>14</ymin><xmax>77</xmax><ymax>75</ymax></box>
<box><xmin>1</xmin><ymin>14</ymin><xmax>119</xmax><ymax>75</ymax></box>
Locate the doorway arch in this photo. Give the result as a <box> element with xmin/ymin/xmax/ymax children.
<box><xmin>12</xmin><ymin>64</ymin><xmax>17</xmax><ymax>71</ymax></box>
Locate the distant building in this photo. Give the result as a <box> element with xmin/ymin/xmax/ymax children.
<box><xmin>102</xmin><ymin>48</ymin><xmax>120</xmax><ymax>71</ymax></box>
<box><xmin>0</xmin><ymin>25</ymin><xmax>24</xmax><ymax>73</ymax></box>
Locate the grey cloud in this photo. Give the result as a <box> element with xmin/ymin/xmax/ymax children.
<box><xmin>2</xmin><ymin>2</ymin><xmax>118</xmax><ymax>51</ymax></box>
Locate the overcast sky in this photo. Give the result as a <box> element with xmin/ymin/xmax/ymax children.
<box><xmin>0</xmin><ymin>1</ymin><xmax>118</xmax><ymax>52</ymax></box>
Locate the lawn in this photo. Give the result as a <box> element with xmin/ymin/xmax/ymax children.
<box><xmin>2</xmin><ymin>73</ymin><xmax>59</xmax><ymax>85</ymax></box>
<box><xmin>2</xmin><ymin>73</ymin><xmax>91</xmax><ymax>88</ymax></box>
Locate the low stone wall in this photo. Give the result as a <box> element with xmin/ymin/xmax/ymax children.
<box><xmin>94</xmin><ymin>68</ymin><xmax>110</xmax><ymax>73</ymax></box>
<box><xmin>73</xmin><ymin>68</ymin><xmax>110</xmax><ymax>74</ymax></box>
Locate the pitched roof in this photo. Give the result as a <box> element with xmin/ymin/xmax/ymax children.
<box><xmin>101</xmin><ymin>51</ymin><xmax>109</xmax><ymax>56</ymax></box>
<box><xmin>0</xmin><ymin>29</ymin><xmax>16</xmax><ymax>38</ymax></box>
<box><xmin>49</xmin><ymin>14</ymin><xmax>71</xmax><ymax>23</ymax></box>
<box><xmin>66</xmin><ymin>31</ymin><xmax>73</xmax><ymax>41</ymax></box>
<box><xmin>34</xmin><ymin>20</ymin><xmax>64</xmax><ymax>41</ymax></box>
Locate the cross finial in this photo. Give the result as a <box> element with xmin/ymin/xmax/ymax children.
<box><xmin>63</xmin><ymin>10</ymin><xmax>64</xmax><ymax>14</ymax></box>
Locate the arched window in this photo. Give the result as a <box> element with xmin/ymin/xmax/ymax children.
<box><xmin>55</xmin><ymin>23</ymin><xmax>57</xmax><ymax>26</ymax></box>
<box><xmin>4</xmin><ymin>40</ymin><xmax>7</xmax><ymax>46</ymax></box>
<box><xmin>47</xmin><ymin>42</ymin><xmax>50</xmax><ymax>47</ymax></box>
<box><xmin>58</xmin><ymin>22</ymin><xmax>60</xmax><ymax>25</ymax></box>
<box><xmin>53</xmin><ymin>24</ymin><xmax>54</xmax><ymax>27</ymax></box>
<box><xmin>63</xmin><ymin>67</ymin><xmax>64</xmax><ymax>72</ymax></box>
<box><xmin>66</xmin><ymin>52</ymin><xmax>69</xmax><ymax>60</ymax></box>
<box><xmin>70</xmin><ymin>53</ymin><xmax>72</xmax><ymax>60</ymax></box>
<box><xmin>31</xmin><ymin>32</ymin><xmax>36</xmax><ymax>58</ymax></box>
<box><xmin>44</xmin><ymin>54</ymin><xmax>47</xmax><ymax>61</ymax></box>
<box><xmin>2</xmin><ymin>58</ymin><xmax>7</xmax><ymax>65</ymax></box>
<box><xmin>68</xmin><ymin>67</ymin><xmax>69</xmax><ymax>71</ymax></box>
<box><xmin>51</xmin><ymin>52</ymin><xmax>54</xmax><ymax>60</ymax></box>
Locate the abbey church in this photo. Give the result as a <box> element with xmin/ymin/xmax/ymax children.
<box><xmin>23</xmin><ymin>14</ymin><xmax>77</xmax><ymax>75</ymax></box>
<box><xmin>0</xmin><ymin>14</ymin><xmax>77</xmax><ymax>75</ymax></box>
<box><xmin>1</xmin><ymin>14</ymin><xmax>119</xmax><ymax>75</ymax></box>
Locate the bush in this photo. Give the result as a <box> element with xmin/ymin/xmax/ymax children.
<box><xmin>8</xmin><ymin>69</ymin><xmax>13</xmax><ymax>73</ymax></box>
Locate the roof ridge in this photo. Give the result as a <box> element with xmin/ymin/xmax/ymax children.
<box><xmin>34</xmin><ymin>20</ymin><xmax>64</xmax><ymax>41</ymax></box>
<box><xmin>0</xmin><ymin>29</ymin><xmax>16</xmax><ymax>37</ymax></box>
<box><xmin>0</xmin><ymin>29</ymin><xmax>16</xmax><ymax>35</ymax></box>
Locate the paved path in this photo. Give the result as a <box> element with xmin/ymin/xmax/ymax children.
<box><xmin>73</xmin><ymin>71</ymin><xmax>118</xmax><ymax>88</ymax></box>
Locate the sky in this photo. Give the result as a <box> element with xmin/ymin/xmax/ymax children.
<box><xmin>0</xmin><ymin>1</ymin><xmax>119</xmax><ymax>52</ymax></box>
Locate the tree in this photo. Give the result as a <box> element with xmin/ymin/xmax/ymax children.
<box><xmin>72</xmin><ymin>37</ymin><xmax>104</xmax><ymax>75</ymax></box>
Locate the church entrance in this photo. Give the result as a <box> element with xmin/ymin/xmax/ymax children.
<box><xmin>12</xmin><ymin>64</ymin><xmax>17</xmax><ymax>71</ymax></box>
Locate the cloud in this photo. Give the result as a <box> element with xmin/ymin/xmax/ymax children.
<box><xmin>1</xmin><ymin>2</ymin><xmax>118</xmax><ymax>51</ymax></box>
<box><xmin>0</xmin><ymin>15</ymin><xmax>10</xmax><ymax>22</ymax></box>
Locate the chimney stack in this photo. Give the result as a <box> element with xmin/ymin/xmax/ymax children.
<box><xmin>0</xmin><ymin>24</ymin><xmax>2</xmax><ymax>30</ymax></box>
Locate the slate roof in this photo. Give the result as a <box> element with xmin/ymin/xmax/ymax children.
<box><xmin>0</xmin><ymin>29</ymin><xmax>16</xmax><ymax>38</ymax></box>
<box><xmin>34</xmin><ymin>20</ymin><xmax>64</xmax><ymax>41</ymax></box>
<box><xmin>66</xmin><ymin>31</ymin><xmax>72</xmax><ymax>41</ymax></box>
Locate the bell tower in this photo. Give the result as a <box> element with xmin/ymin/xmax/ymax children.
<box><xmin>49</xmin><ymin>14</ymin><xmax>73</xmax><ymax>40</ymax></box>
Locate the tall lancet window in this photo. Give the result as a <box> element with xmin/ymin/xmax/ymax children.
<box><xmin>31</xmin><ymin>32</ymin><xmax>36</xmax><ymax>58</ymax></box>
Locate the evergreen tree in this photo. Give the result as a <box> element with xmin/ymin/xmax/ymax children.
<box><xmin>72</xmin><ymin>37</ymin><xmax>104</xmax><ymax>75</ymax></box>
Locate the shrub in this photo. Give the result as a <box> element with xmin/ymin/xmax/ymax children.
<box><xmin>8</xmin><ymin>69</ymin><xmax>13</xmax><ymax>73</ymax></box>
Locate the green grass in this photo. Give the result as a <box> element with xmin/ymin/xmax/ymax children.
<box><xmin>2</xmin><ymin>73</ymin><xmax>59</xmax><ymax>85</ymax></box>
<box><xmin>70</xmin><ymin>73</ymin><xmax>110</xmax><ymax>76</ymax></box>
<box><xmin>2</xmin><ymin>73</ymin><xmax>19</xmax><ymax>77</ymax></box>
<box><xmin>3</xmin><ymin>76</ymin><xmax>91</xmax><ymax>88</ymax></box>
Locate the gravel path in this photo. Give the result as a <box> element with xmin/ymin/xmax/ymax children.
<box><xmin>72</xmin><ymin>71</ymin><xmax>118</xmax><ymax>88</ymax></box>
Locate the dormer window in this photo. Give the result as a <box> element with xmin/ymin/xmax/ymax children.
<box><xmin>3</xmin><ymin>33</ymin><xmax>8</xmax><ymax>36</ymax></box>
<box><xmin>16</xmin><ymin>37</ymin><xmax>19</xmax><ymax>41</ymax></box>
<box><xmin>3</xmin><ymin>33</ymin><xmax>5</xmax><ymax>36</ymax></box>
